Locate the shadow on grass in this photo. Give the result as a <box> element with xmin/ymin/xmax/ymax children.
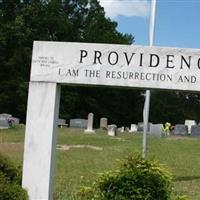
<box><xmin>174</xmin><ymin>176</ymin><xmax>200</xmax><ymax>182</ymax></box>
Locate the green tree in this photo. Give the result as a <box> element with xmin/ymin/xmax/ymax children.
<box><xmin>0</xmin><ymin>0</ymin><xmax>137</xmax><ymax>124</ymax></box>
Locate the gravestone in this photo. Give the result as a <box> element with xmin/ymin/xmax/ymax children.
<box><xmin>107</xmin><ymin>125</ymin><xmax>117</xmax><ymax>136</ymax></box>
<box><xmin>57</xmin><ymin>118</ymin><xmax>68</xmax><ymax>128</ymax></box>
<box><xmin>0</xmin><ymin>114</ymin><xmax>19</xmax><ymax>129</ymax></box>
<box><xmin>174</xmin><ymin>124</ymin><xmax>188</xmax><ymax>135</ymax></box>
<box><xmin>84</xmin><ymin>113</ymin><xmax>95</xmax><ymax>133</ymax></box>
<box><xmin>129</xmin><ymin>124</ymin><xmax>138</xmax><ymax>133</ymax></box>
<box><xmin>0</xmin><ymin>113</ymin><xmax>12</xmax><ymax>119</ymax></box>
<box><xmin>58</xmin><ymin>118</ymin><xmax>66</xmax><ymax>124</ymax></box>
<box><xmin>100</xmin><ymin>117</ymin><xmax>108</xmax><ymax>129</ymax></box>
<box><xmin>137</xmin><ymin>122</ymin><xmax>152</xmax><ymax>132</ymax></box>
<box><xmin>191</xmin><ymin>125</ymin><xmax>200</xmax><ymax>136</ymax></box>
<box><xmin>69</xmin><ymin>119</ymin><xmax>87</xmax><ymax>129</ymax></box>
<box><xmin>149</xmin><ymin>124</ymin><xmax>163</xmax><ymax>137</ymax></box>
<box><xmin>0</xmin><ymin>119</ymin><xmax>9</xmax><ymax>129</ymax></box>
<box><xmin>184</xmin><ymin>120</ymin><xmax>196</xmax><ymax>134</ymax></box>
<box><xmin>118</xmin><ymin>126</ymin><xmax>124</xmax><ymax>133</ymax></box>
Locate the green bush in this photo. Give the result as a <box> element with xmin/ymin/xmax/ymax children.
<box><xmin>79</xmin><ymin>154</ymin><xmax>172</xmax><ymax>200</ymax></box>
<box><xmin>0</xmin><ymin>153</ymin><xmax>28</xmax><ymax>200</ymax></box>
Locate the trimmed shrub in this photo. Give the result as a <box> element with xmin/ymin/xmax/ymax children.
<box><xmin>0</xmin><ymin>153</ymin><xmax>28</xmax><ymax>200</ymax></box>
<box><xmin>79</xmin><ymin>154</ymin><xmax>172</xmax><ymax>200</ymax></box>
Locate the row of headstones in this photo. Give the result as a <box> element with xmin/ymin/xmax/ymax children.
<box><xmin>58</xmin><ymin>114</ymin><xmax>200</xmax><ymax>136</ymax></box>
<box><xmin>135</xmin><ymin>120</ymin><xmax>200</xmax><ymax>137</ymax></box>
<box><xmin>58</xmin><ymin>114</ymin><xmax>108</xmax><ymax>130</ymax></box>
<box><xmin>0</xmin><ymin>113</ymin><xmax>20</xmax><ymax>129</ymax></box>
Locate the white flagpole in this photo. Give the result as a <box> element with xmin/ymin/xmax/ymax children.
<box><xmin>142</xmin><ymin>0</ymin><xmax>157</xmax><ymax>159</ymax></box>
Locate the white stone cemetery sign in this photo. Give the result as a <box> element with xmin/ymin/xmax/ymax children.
<box><xmin>23</xmin><ymin>41</ymin><xmax>200</xmax><ymax>200</ymax></box>
<box><xmin>31</xmin><ymin>41</ymin><xmax>200</xmax><ymax>91</ymax></box>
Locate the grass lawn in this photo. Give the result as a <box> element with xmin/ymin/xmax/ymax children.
<box><xmin>1</xmin><ymin>126</ymin><xmax>200</xmax><ymax>199</ymax></box>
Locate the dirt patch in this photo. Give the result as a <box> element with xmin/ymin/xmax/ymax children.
<box><xmin>0</xmin><ymin>143</ymin><xmax>24</xmax><ymax>153</ymax></box>
<box><xmin>57</xmin><ymin>144</ymin><xmax>103</xmax><ymax>151</ymax></box>
<box><xmin>166</xmin><ymin>136</ymin><xmax>195</xmax><ymax>140</ymax></box>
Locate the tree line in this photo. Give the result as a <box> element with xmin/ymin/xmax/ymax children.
<box><xmin>0</xmin><ymin>0</ymin><xmax>200</xmax><ymax>126</ymax></box>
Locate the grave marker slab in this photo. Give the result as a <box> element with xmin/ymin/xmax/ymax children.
<box><xmin>69</xmin><ymin>119</ymin><xmax>87</xmax><ymax>129</ymax></box>
<box><xmin>191</xmin><ymin>125</ymin><xmax>200</xmax><ymax>136</ymax></box>
<box><xmin>174</xmin><ymin>124</ymin><xmax>188</xmax><ymax>135</ymax></box>
<box><xmin>149</xmin><ymin>124</ymin><xmax>163</xmax><ymax>137</ymax></box>
<box><xmin>100</xmin><ymin>117</ymin><xmax>108</xmax><ymax>129</ymax></box>
<box><xmin>0</xmin><ymin>119</ymin><xmax>9</xmax><ymax>129</ymax></box>
<box><xmin>107</xmin><ymin>125</ymin><xmax>117</xmax><ymax>136</ymax></box>
<box><xmin>184</xmin><ymin>120</ymin><xmax>196</xmax><ymax>134</ymax></box>
<box><xmin>129</xmin><ymin>124</ymin><xmax>138</xmax><ymax>133</ymax></box>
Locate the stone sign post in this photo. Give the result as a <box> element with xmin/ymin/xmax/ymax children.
<box><xmin>23</xmin><ymin>41</ymin><xmax>200</xmax><ymax>200</ymax></box>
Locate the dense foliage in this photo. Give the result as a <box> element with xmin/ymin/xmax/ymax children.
<box><xmin>0</xmin><ymin>153</ymin><xmax>28</xmax><ymax>200</ymax></box>
<box><xmin>1</xmin><ymin>0</ymin><xmax>200</xmax><ymax>125</ymax></box>
<box><xmin>78</xmin><ymin>154</ymin><xmax>173</xmax><ymax>200</ymax></box>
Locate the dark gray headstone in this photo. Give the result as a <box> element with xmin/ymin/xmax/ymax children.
<box><xmin>69</xmin><ymin>119</ymin><xmax>87</xmax><ymax>128</ymax></box>
<box><xmin>137</xmin><ymin>122</ymin><xmax>152</xmax><ymax>132</ymax></box>
<box><xmin>191</xmin><ymin>125</ymin><xmax>200</xmax><ymax>136</ymax></box>
<box><xmin>174</xmin><ymin>124</ymin><xmax>188</xmax><ymax>135</ymax></box>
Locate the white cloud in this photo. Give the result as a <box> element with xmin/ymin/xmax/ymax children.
<box><xmin>99</xmin><ymin>0</ymin><xmax>150</xmax><ymax>19</ymax></box>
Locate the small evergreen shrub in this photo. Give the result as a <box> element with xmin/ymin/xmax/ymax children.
<box><xmin>79</xmin><ymin>154</ymin><xmax>172</xmax><ymax>200</ymax></box>
<box><xmin>0</xmin><ymin>153</ymin><xmax>28</xmax><ymax>200</ymax></box>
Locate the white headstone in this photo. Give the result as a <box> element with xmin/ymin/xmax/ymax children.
<box><xmin>84</xmin><ymin>113</ymin><xmax>95</xmax><ymax>133</ymax></box>
<box><xmin>129</xmin><ymin>124</ymin><xmax>138</xmax><ymax>133</ymax></box>
<box><xmin>118</xmin><ymin>126</ymin><xmax>125</xmax><ymax>133</ymax></box>
<box><xmin>107</xmin><ymin>125</ymin><xmax>117</xmax><ymax>136</ymax></box>
<box><xmin>184</xmin><ymin>120</ymin><xmax>196</xmax><ymax>134</ymax></box>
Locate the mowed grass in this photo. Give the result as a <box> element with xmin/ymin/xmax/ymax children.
<box><xmin>1</xmin><ymin>127</ymin><xmax>200</xmax><ymax>199</ymax></box>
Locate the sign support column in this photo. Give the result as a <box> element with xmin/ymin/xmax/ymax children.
<box><xmin>142</xmin><ymin>0</ymin><xmax>157</xmax><ymax>159</ymax></box>
<box><xmin>22</xmin><ymin>81</ymin><xmax>61</xmax><ymax>200</ymax></box>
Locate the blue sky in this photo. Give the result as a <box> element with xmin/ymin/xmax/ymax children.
<box><xmin>99</xmin><ymin>0</ymin><xmax>200</xmax><ymax>49</ymax></box>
